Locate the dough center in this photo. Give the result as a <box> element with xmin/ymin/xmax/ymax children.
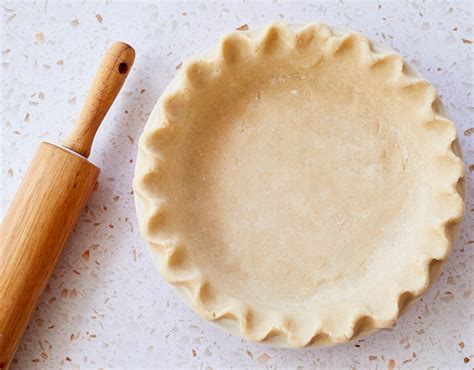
<box><xmin>174</xmin><ymin>71</ymin><xmax>412</xmax><ymax>305</ymax></box>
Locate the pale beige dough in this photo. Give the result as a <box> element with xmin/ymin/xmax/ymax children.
<box><xmin>134</xmin><ymin>22</ymin><xmax>464</xmax><ymax>347</ymax></box>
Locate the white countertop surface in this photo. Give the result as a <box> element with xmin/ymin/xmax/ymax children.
<box><xmin>1</xmin><ymin>1</ymin><xmax>473</xmax><ymax>369</ymax></box>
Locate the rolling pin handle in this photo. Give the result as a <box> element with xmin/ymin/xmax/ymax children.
<box><xmin>63</xmin><ymin>42</ymin><xmax>135</xmax><ymax>158</ymax></box>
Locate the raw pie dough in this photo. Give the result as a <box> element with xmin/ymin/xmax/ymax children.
<box><xmin>134</xmin><ymin>22</ymin><xmax>465</xmax><ymax>347</ymax></box>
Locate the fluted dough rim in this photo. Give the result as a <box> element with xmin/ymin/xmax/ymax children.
<box><xmin>133</xmin><ymin>22</ymin><xmax>465</xmax><ymax>348</ymax></box>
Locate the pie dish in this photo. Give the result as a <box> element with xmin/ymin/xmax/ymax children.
<box><xmin>134</xmin><ymin>22</ymin><xmax>465</xmax><ymax>347</ymax></box>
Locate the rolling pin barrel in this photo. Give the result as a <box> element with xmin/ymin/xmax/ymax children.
<box><xmin>0</xmin><ymin>42</ymin><xmax>135</xmax><ymax>369</ymax></box>
<box><xmin>0</xmin><ymin>144</ymin><xmax>99</xmax><ymax>367</ymax></box>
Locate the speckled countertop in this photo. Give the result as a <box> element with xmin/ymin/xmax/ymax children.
<box><xmin>1</xmin><ymin>1</ymin><xmax>473</xmax><ymax>369</ymax></box>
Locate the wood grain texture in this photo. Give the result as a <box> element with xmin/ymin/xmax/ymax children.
<box><xmin>0</xmin><ymin>143</ymin><xmax>99</xmax><ymax>368</ymax></box>
<box><xmin>63</xmin><ymin>42</ymin><xmax>135</xmax><ymax>157</ymax></box>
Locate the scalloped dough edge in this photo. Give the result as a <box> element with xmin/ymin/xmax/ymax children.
<box><xmin>134</xmin><ymin>22</ymin><xmax>465</xmax><ymax>348</ymax></box>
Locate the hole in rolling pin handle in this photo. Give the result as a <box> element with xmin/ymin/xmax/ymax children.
<box><xmin>118</xmin><ymin>62</ymin><xmax>129</xmax><ymax>74</ymax></box>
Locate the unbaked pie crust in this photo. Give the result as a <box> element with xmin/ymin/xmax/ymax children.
<box><xmin>134</xmin><ymin>22</ymin><xmax>465</xmax><ymax>347</ymax></box>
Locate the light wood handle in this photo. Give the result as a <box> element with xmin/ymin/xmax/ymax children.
<box><xmin>0</xmin><ymin>144</ymin><xmax>99</xmax><ymax>369</ymax></box>
<box><xmin>63</xmin><ymin>41</ymin><xmax>135</xmax><ymax>158</ymax></box>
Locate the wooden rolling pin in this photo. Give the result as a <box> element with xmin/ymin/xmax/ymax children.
<box><xmin>0</xmin><ymin>42</ymin><xmax>135</xmax><ymax>369</ymax></box>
